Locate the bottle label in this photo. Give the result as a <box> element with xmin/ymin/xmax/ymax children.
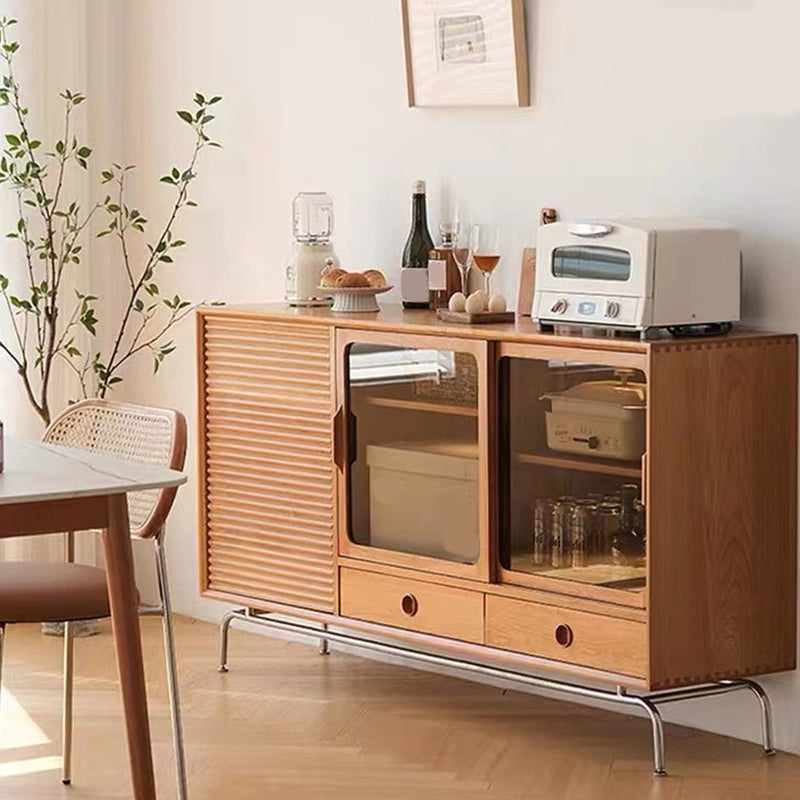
<box><xmin>401</xmin><ymin>267</ymin><xmax>430</xmax><ymax>303</ymax></box>
<box><xmin>428</xmin><ymin>259</ymin><xmax>447</xmax><ymax>291</ymax></box>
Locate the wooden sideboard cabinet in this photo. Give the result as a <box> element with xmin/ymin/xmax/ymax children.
<box><xmin>197</xmin><ymin>304</ymin><xmax>797</xmax><ymax>773</ymax></box>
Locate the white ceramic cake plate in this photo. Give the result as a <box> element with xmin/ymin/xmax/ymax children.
<box><xmin>319</xmin><ymin>285</ymin><xmax>393</xmax><ymax>313</ymax></box>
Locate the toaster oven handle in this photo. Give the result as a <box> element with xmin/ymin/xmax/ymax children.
<box><xmin>567</xmin><ymin>222</ymin><xmax>614</xmax><ymax>238</ymax></box>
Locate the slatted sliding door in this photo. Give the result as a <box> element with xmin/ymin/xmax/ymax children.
<box><xmin>198</xmin><ymin>312</ymin><xmax>336</xmax><ymax>612</ymax></box>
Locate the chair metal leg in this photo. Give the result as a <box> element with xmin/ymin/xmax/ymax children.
<box><xmin>62</xmin><ymin>620</ymin><xmax>74</xmax><ymax>785</ymax></box>
<box><xmin>218</xmin><ymin>609</ymin><xmax>240</xmax><ymax>673</ymax></box>
<box><xmin>155</xmin><ymin>536</ymin><xmax>189</xmax><ymax>800</ymax></box>
<box><xmin>62</xmin><ymin>530</ymin><xmax>75</xmax><ymax>785</ymax></box>
<box><xmin>0</xmin><ymin>623</ymin><xmax>5</xmax><ymax>715</ymax></box>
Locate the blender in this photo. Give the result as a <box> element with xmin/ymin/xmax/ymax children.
<box><xmin>285</xmin><ymin>192</ymin><xmax>339</xmax><ymax>306</ymax></box>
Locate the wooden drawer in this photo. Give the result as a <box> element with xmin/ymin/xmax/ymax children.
<box><xmin>485</xmin><ymin>595</ymin><xmax>647</xmax><ymax>678</ymax></box>
<box><xmin>340</xmin><ymin>567</ymin><xmax>484</xmax><ymax>644</ymax></box>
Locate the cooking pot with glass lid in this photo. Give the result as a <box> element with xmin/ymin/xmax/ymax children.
<box><xmin>540</xmin><ymin>370</ymin><xmax>646</xmax><ymax>461</ymax></box>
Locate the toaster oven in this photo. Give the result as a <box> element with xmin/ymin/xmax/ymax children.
<box><xmin>531</xmin><ymin>219</ymin><xmax>741</xmax><ymax>336</ymax></box>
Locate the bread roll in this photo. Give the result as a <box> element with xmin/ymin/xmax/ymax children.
<box><xmin>337</xmin><ymin>273</ymin><xmax>370</xmax><ymax>288</ymax></box>
<box><xmin>362</xmin><ymin>269</ymin><xmax>387</xmax><ymax>288</ymax></box>
<box><xmin>320</xmin><ymin>268</ymin><xmax>347</xmax><ymax>288</ymax></box>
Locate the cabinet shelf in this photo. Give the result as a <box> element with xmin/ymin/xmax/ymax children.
<box><xmin>367</xmin><ymin>396</ymin><xmax>478</xmax><ymax>418</ymax></box>
<box><xmin>516</xmin><ymin>450</ymin><xmax>641</xmax><ymax>479</ymax></box>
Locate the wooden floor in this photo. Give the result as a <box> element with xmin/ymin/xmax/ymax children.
<box><xmin>0</xmin><ymin>616</ymin><xmax>799</xmax><ymax>799</ymax></box>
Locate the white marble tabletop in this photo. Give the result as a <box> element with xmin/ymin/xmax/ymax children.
<box><xmin>0</xmin><ymin>438</ymin><xmax>186</xmax><ymax>505</ymax></box>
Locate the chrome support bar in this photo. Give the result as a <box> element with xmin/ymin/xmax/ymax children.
<box><xmin>216</xmin><ymin>608</ymin><xmax>777</xmax><ymax>777</ymax></box>
<box><xmin>319</xmin><ymin>622</ymin><xmax>330</xmax><ymax>656</ymax></box>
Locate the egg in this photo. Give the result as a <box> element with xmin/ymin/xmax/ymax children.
<box><xmin>448</xmin><ymin>292</ymin><xmax>467</xmax><ymax>313</ymax></box>
<box><xmin>488</xmin><ymin>294</ymin><xmax>507</xmax><ymax>313</ymax></box>
<box><xmin>465</xmin><ymin>290</ymin><xmax>487</xmax><ymax>315</ymax></box>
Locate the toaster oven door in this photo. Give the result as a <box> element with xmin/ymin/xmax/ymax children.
<box><xmin>535</xmin><ymin>223</ymin><xmax>654</xmax><ymax>299</ymax></box>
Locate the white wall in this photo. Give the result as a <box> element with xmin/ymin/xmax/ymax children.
<box><xmin>5</xmin><ymin>0</ymin><xmax>800</xmax><ymax>754</ymax></box>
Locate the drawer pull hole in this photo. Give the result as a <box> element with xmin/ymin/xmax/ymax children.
<box><xmin>401</xmin><ymin>594</ymin><xmax>418</xmax><ymax>617</ymax></box>
<box><xmin>555</xmin><ymin>623</ymin><xmax>573</xmax><ymax>648</ymax></box>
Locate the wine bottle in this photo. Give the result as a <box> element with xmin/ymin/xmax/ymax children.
<box><xmin>428</xmin><ymin>223</ymin><xmax>461</xmax><ymax>309</ymax></box>
<box><xmin>401</xmin><ymin>180</ymin><xmax>435</xmax><ymax>309</ymax></box>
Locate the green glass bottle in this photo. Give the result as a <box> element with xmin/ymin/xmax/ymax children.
<box><xmin>401</xmin><ymin>180</ymin><xmax>435</xmax><ymax>309</ymax></box>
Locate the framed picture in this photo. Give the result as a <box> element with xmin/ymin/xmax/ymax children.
<box><xmin>401</xmin><ymin>0</ymin><xmax>529</xmax><ymax>107</ymax></box>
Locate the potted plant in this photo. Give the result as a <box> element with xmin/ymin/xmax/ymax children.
<box><xmin>0</xmin><ymin>17</ymin><xmax>221</xmax><ymax>637</ymax></box>
<box><xmin>0</xmin><ymin>16</ymin><xmax>221</xmax><ymax>426</ymax></box>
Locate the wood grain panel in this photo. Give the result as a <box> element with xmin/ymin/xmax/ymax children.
<box><xmin>485</xmin><ymin>595</ymin><xmax>647</xmax><ymax>678</ymax></box>
<box><xmin>647</xmin><ymin>336</ymin><xmax>798</xmax><ymax>689</ymax></box>
<box><xmin>199</xmin><ymin>314</ymin><xmax>336</xmax><ymax>613</ymax></box>
<box><xmin>340</xmin><ymin>566</ymin><xmax>484</xmax><ymax>644</ymax></box>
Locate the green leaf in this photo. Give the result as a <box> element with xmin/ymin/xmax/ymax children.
<box><xmin>101</xmin><ymin>170</ymin><xmax>113</xmax><ymax>181</ymax></box>
<box><xmin>177</xmin><ymin>110</ymin><xmax>193</xmax><ymax>124</ymax></box>
<box><xmin>159</xmin><ymin>254</ymin><xmax>173</xmax><ymax>263</ymax></box>
<box><xmin>5</xmin><ymin>133</ymin><xmax>19</xmax><ymax>147</ymax></box>
<box><xmin>55</xmin><ymin>140</ymin><xmax>64</xmax><ymax>155</ymax></box>
<box><xmin>77</xmin><ymin>146</ymin><xmax>91</xmax><ymax>158</ymax></box>
<box><xmin>209</xmin><ymin>96</ymin><xmax>222</xmax><ymax>104</ymax></box>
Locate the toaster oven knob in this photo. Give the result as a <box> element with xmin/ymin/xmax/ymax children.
<box><xmin>605</xmin><ymin>301</ymin><xmax>620</xmax><ymax>319</ymax></box>
<box><xmin>550</xmin><ymin>299</ymin><xmax>568</xmax><ymax>315</ymax></box>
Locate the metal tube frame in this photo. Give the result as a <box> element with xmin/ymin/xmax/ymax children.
<box><xmin>217</xmin><ymin>607</ymin><xmax>777</xmax><ymax>777</ymax></box>
<box><xmin>150</xmin><ymin>532</ymin><xmax>189</xmax><ymax>800</ymax></box>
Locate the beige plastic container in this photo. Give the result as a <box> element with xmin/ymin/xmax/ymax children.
<box><xmin>366</xmin><ymin>441</ymin><xmax>479</xmax><ymax>563</ymax></box>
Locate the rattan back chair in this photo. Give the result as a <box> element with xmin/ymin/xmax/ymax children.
<box><xmin>0</xmin><ymin>399</ymin><xmax>188</xmax><ymax>799</ymax></box>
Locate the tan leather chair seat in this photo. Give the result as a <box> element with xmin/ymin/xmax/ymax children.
<box><xmin>0</xmin><ymin>562</ymin><xmax>114</xmax><ymax>623</ymax></box>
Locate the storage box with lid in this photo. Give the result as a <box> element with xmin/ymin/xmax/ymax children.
<box><xmin>366</xmin><ymin>441</ymin><xmax>479</xmax><ymax>563</ymax></box>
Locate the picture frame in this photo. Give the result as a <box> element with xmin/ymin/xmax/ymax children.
<box><xmin>401</xmin><ymin>0</ymin><xmax>530</xmax><ymax>108</ymax></box>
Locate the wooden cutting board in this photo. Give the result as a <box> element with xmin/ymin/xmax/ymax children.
<box><xmin>437</xmin><ymin>310</ymin><xmax>516</xmax><ymax>325</ymax></box>
<box><xmin>516</xmin><ymin>247</ymin><xmax>537</xmax><ymax>316</ymax></box>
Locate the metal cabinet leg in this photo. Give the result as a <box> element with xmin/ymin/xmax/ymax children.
<box><xmin>218</xmin><ymin>609</ymin><xmax>242</xmax><ymax>673</ymax></box>
<box><xmin>728</xmin><ymin>679</ymin><xmax>776</xmax><ymax>755</ymax></box>
<box><xmin>319</xmin><ymin>623</ymin><xmax>330</xmax><ymax>656</ymax></box>
<box><xmin>619</xmin><ymin>688</ymin><xmax>666</xmax><ymax>776</ymax></box>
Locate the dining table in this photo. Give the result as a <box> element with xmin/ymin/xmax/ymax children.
<box><xmin>0</xmin><ymin>436</ymin><xmax>187</xmax><ymax>800</ymax></box>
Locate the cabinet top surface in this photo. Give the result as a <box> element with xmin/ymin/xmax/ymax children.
<box><xmin>198</xmin><ymin>303</ymin><xmax>796</xmax><ymax>352</ymax></box>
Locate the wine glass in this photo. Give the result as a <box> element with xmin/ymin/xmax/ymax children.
<box><xmin>451</xmin><ymin>225</ymin><xmax>474</xmax><ymax>296</ymax></box>
<box><xmin>470</xmin><ymin>224</ymin><xmax>501</xmax><ymax>296</ymax></box>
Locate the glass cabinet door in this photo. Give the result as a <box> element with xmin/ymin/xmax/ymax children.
<box><xmin>499</xmin><ymin>349</ymin><xmax>647</xmax><ymax>602</ymax></box>
<box><xmin>338</xmin><ymin>333</ymin><xmax>486</xmax><ymax>574</ymax></box>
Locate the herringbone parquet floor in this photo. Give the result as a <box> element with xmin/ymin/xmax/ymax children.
<box><xmin>0</xmin><ymin>616</ymin><xmax>798</xmax><ymax>799</ymax></box>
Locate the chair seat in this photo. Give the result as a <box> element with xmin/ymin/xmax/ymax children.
<box><xmin>0</xmin><ymin>562</ymin><xmax>115</xmax><ymax>623</ymax></box>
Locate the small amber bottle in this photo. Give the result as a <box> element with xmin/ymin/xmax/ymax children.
<box><xmin>428</xmin><ymin>226</ymin><xmax>461</xmax><ymax>309</ymax></box>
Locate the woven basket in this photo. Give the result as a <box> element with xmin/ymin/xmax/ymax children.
<box><xmin>414</xmin><ymin>352</ymin><xmax>478</xmax><ymax>407</ymax></box>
